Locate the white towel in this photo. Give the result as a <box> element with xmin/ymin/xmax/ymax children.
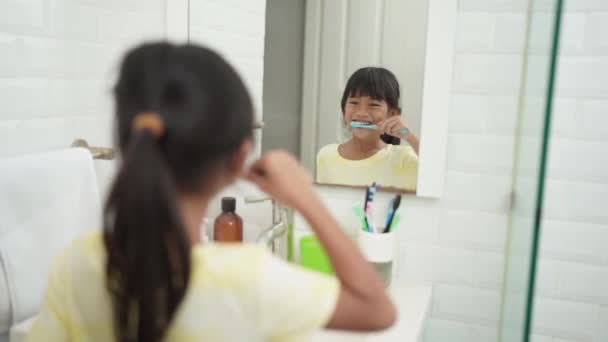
<box><xmin>9</xmin><ymin>316</ymin><xmax>35</xmax><ymax>342</ymax></box>
<box><xmin>0</xmin><ymin>148</ymin><xmax>101</xmax><ymax>333</ymax></box>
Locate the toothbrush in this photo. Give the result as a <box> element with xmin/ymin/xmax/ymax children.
<box><xmin>363</xmin><ymin>187</ymin><xmax>371</xmax><ymax>232</ymax></box>
<box><xmin>384</xmin><ymin>195</ymin><xmax>402</xmax><ymax>233</ymax></box>
<box><xmin>365</xmin><ymin>201</ymin><xmax>374</xmax><ymax>233</ymax></box>
<box><xmin>387</xmin><ymin>213</ymin><xmax>401</xmax><ymax>233</ymax></box>
<box><xmin>350</xmin><ymin>121</ymin><xmax>408</xmax><ymax>135</ymax></box>
<box><xmin>351</xmin><ymin>122</ymin><xmax>379</xmax><ymax>129</ymax></box>
<box><xmin>364</xmin><ymin>184</ymin><xmax>373</xmax><ymax>233</ymax></box>
<box><xmin>367</xmin><ymin>182</ymin><xmax>379</xmax><ymax>233</ymax></box>
<box><xmin>384</xmin><ymin>197</ymin><xmax>396</xmax><ymax>230</ymax></box>
<box><xmin>352</xmin><ymin>205</ymin><xmax>369</xmax><ymax>232</ymax></box>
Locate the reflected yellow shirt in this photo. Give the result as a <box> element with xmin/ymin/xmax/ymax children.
<box><xmin>26</xmin><ymin>231</ymin><xmax>339</xmax><ymax>342</ymax></box>
<box><xmin>316</xmin><ymin>143</ymin><xmax>418</xmax><ymax>190</ymax></box>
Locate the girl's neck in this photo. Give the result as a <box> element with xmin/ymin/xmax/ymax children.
<box><xmin>340</xmin><ymin>137</ymin><xmax>386</xmax><ymax>160</ymax></box>
<box><xmin>178</xmin><ymin>194</ymin><xmax>210</xmax><ymax>246</ymax></box>
<box><xmin>350</xmin><ymin>136</ymin><xmax>385</xmax><ymax>154</ymax></box>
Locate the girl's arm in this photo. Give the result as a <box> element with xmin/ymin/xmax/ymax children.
<box><xmin>403</xmin><ymin>131</ymin><xmax>420</xmax><ymax>155</ymax></box>
<box><xmin>246</xmin><ymin>150</ymin><xmax>396</xmax><ymax>331</ymax></box>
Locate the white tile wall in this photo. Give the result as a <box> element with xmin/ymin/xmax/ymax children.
<box><xmin>532</xmin><ymin>2</ymin><xmax>608</xmax><ymax>342</ymax></box>
<box><xmin>0</xmin><ymin>0</ymin><xmax>166</xmax><ymax>198</ymax></box>
<box><xmin>424</xmin><ymin>319</ymin><xmax>470</xmax><ymax>342</ymax></box>
<box><xmin>0</xmin><ymin>0</ymin><xmax>268</xmax><ymax>198</ymax></box>
<box><xmin>187</xmin><ymin>0</ymin><xmax>267</xmax><ymax>158</ymax></box>
<box><xmin>188</xmin><ymin>0</ymin><xmax>266</xmax><ymax>120</ymax></box>
<box><xmin>0</xmin><ymin>0</ymin><xmax>270</xmax><ymax>230</ymax></box>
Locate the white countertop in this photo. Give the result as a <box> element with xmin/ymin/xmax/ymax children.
<box><xmin>311</xmin><ymin>282</ymin><xmax>433</xmax><ymax>342</ymax></box>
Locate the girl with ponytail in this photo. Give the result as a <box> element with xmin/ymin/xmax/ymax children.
<box><xmin>27</xmin><ymin>42</ymin><xmax>395</xmax><ymax>342</ymax></box>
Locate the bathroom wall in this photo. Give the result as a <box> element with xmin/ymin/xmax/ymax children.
<box><xmin>0</xmin><ymin>0</ymin><xmax>270</xmax><ymax>233</ymax></box>
<box><xmin>0</xmin><ymin>0</ymin><xmax>269</xmax><ymax>201</ymax></box>
<box><xmin>188</xmin><ymin>0</ymin><xmax>266</xmax><ymax>122</ymax></box>
<box><xmin>0</xmin><ymin>0</ymin><xmax>166</xmax><ymax>197</ymax></box>
<box><xmin>188</xmin><ymin>0</ymin><xmax>266</xmax><ymax>160</ymax></box>
<box><xmin>532</xmin><ymin>1</ymin><xmax>608</xmax><ymax>341</ymax></box>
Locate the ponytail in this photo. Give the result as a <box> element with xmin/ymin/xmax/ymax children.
<box><xmin>103</xmin><ymin>130</ymin><xmax>191</xmax><ymax>342</ymax></box>
<box><xmin>106</xmin><ymin>42</ymin><xmax>254</xmax><ymax>340</ymax></box>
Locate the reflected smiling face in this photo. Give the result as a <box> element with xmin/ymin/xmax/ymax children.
<box><xmin>344</xmin><ymin>95</ymin><xmax>397</xmax><ymax>140</ymax></box>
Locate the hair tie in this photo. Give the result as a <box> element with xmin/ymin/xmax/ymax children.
<box><xmin>132</xmin><ymin>112</ymin><xmax>165</xmax><ymax>138</ymax></box>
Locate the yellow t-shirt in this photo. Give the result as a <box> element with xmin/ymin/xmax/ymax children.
<box><xmin>316</xmin><ymin>143</ymin><xmax>418</xmax><ymax>190</ymax></box>
<box><xmin>26</xmin><ymin>231</ymin><xmax>339</xmax><ymax>342</ymax></box>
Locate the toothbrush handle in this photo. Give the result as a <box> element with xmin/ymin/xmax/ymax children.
<box><xmin>387</xmin><ymin>213</ymin><xmax>401</xmax><ymax>233</ymax></box>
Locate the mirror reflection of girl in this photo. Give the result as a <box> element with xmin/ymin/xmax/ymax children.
<box><xmin>316</xmin><ymin>67</ymin><xmax>420</xmax><ymax>190</ymax></box>
<box><xmin>26</xmin><ymin>43</ymin><xmax>395</xmax><ymax>342</ymax></box>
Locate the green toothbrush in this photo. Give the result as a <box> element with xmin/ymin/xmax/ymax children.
<box><xmin>352</xmin><ymin>205</ymin><xmax>369</xmax><ymax>232</ymax></box>
<box><xmin>387</xmin><ymin>213</ymin><xmax>401</xmax><ymax>232</ymax></box>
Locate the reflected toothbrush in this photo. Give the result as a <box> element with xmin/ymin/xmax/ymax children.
<box><xmin>387</xmin><ymin>213</ymin><xmax>401</xmax><ymax>233</ymax></box>
<box><xmin>351</xmin><ymin>122</ymin><xmax>378</xmax><ymax>130</ymax></box>
<box><xmin>385</xmin><ymin>197</ymin><xmax>396</xmax><ymax>230</ymax></box>
<box><xmin>350</xmin><ymin>121</ymin><xmax>408</xmax><ymax>135</ymax></box>
<box><xmin>367</xmin><ymin>182</ymin><xmax>379</xmax><ymax>233</ymax></box>
<box><xmin>352</xmin><ymin>205</ymin><xmax>369</xmax><ymax>232</ymax></box>
<box><xmin>384</xmin><ymin>195</ymin><xmax>401</xmax><ymax>233</ymax></box>
<box><xmin>363</xmin><ymin>186</ymin><xmax>370</xmax><ymax>232</ymax></box>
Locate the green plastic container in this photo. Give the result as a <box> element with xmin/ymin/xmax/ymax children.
<box><xmin>299</xmin><ymin>235</ymin><xmax>334</xmax><ymax>275</ymax></box>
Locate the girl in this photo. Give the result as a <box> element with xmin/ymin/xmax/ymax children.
<box><xmin>316</xmin><ymin>67</ymin><xmax>420</xmax><ymax>190</ymax></box>
<box><xmin>26</xmin><ymin>43</ymin><xmax>395</xmax><ymax>341</ymax></box>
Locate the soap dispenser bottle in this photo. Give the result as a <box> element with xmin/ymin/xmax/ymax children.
<box><xmin>214</xmin><ymin>197</ymin><xmax>243</xmax><ymax>242</ymax></box>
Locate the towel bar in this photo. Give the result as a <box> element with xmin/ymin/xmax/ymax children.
<box><xmin>70</xmin><ymin>120</ymin><xmax>262</xmax><ymax>160</ymax></box>
<box><xmin>71</xmin><ymin>139</ymin><xmax>115</xmax><ymax>160</ymax></box>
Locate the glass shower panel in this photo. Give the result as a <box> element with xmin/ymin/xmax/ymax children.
<box><xmin>500</xmin><ymin>1</ymin><xmax>563</xmax><ymax>341</ymax></box>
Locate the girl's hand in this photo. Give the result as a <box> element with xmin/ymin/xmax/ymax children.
<box><xmin>377</xmin><ymin>116</ymin><xmax>410</xmax><ymax>139</ymax></box>
<box><xmin>245</xmin><ymin>150</ymin><xmax>316</xmax><ymax>209</ymax></box>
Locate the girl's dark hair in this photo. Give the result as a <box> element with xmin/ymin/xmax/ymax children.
<box><xmin>104</xmin><ymin>42</ymin><xmax>253</xmax><ymax>342</ymax></box>
<box><xmin>340</xmin><ymin>67</ymin><xmax>401</xmax><ymax>145</ymax></box>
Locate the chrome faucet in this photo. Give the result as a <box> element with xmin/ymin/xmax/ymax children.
<box><xmin>244</xmin><ymin>196</ymin><xmax>289</xmax><ymax>257</ymax></box>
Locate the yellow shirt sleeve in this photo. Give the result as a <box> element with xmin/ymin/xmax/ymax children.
<box><xmin>24</xmin><ymin>234</ymin><xmax>339</xmax><ymax>342</ymax></box>
<box><xmin>393</xmin><ymin>145</ymin><xmax>418</xmax><ymax>190</ymax></box>
<box><xmin>255</xmin><ymin>249</ymin><xmax>339</xmax><ymax>341</ymax></box>
<box><xmin>25</xmin><ymin>250</ymin><xmax>71</xmax><ymax>341</ymax></box>
<box><xmin>315</xmin><ymin>144</ymin><xmax>336</xmax><ymax>184</ymax></box>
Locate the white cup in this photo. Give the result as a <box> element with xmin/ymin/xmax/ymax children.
<box><xmin>358</xmin><ymin>230</ymin><xmax>395</xmax><ymax>287</ymax></box>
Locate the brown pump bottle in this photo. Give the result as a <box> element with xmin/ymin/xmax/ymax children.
<box><xmin>213</xmin><ymin>197</ymin><xmax>243</xmax><ymax>242</ymax></box>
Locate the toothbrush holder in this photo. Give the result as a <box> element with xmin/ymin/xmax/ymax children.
<box><xmin>357</xmin><ymin>230</ymin><xmax>395</xmax><ymax>287</ymax></box>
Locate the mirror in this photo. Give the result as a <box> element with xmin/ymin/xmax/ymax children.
<box><xmin>262</xmin><ymin>0</ymin><xmax>450</xmax><ymax>195</ymax></box>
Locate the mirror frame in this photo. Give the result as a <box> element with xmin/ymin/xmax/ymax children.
<box><xmin>299</xmin><ymin>0</ymin><xmax>457</xmax><ymax>198</ymax></box>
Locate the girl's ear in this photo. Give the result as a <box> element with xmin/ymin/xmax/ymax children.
<box><xmin>389</xmin><ymin>107</ymin><xmax>402</xmax><ymax>117</ymax></box>
<box><xmin>229</xmin><ymin>139</ymin><xmax>252</xmax><ymax>175</ymax></box>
